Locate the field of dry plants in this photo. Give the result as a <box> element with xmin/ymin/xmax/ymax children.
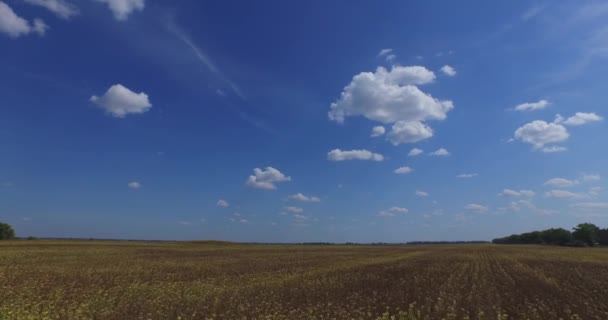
<box><xmin>1</xmin><ymin>241</ymin><xmax>608</xmax><ymax>320</ymax></box>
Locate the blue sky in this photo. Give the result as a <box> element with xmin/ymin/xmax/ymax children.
<box><xmin>1</xmin><ymin>0</ymin><xmax>607</xmax><ymax>242</ymax></box>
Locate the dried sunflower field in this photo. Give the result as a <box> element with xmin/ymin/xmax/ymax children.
<box><xmin>1</xmin><ymin>241</ymin><xmax>608</xmax><ymax>320</ymax></box>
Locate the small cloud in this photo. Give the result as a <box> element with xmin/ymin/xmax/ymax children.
<box><xmin>544</xmin><ymin>178</ymin><xmax>577</xmax><ymax>188</ymax></box>
<box><xmin>562</xmin><ymin>112</ymin><xmax>603</xmax><ymax>126</ymax></box>
<box><xmin>582</xmin><ymin>173</ymin><xmax>601</xmax><ymax>182</ymax></box>
<box><xmin>216</xmin><ymin>199</ymin><xmax>229</xmax><ymax>207</ymax></box>
<box><xmin>541</xmin><ymin>146</ymin><xmax>567</xmax><ymax>153</ymax></box>
<box><xmin>377</xmin><ymin>48</ymin><xmax>393</xmax><ymax>58</ymax></box>
<box><xmin>284</xmin><ymin>206</ymin><xmax>304</xmax><ymax>214</ymax></box>
<box><xmin>440</xmin><ymin>65</ymin><xmax>456</xmax><ymax>77</ymax></box>
<box><xmin>199</xmin><ymin>218</ymin><xmax>206</xmax><ymax>223</ymax></box>
<box><xmin>457</xmin><ymin>173</ymin><xmax>478</xmax><ymax>178</ymax></box>
<box><xmin>464</xmin><ymin>203</ymin><xmax>488</xmax><ymax>213</ymax></box>
<box><xmin>394</xmin><ymin>166</ymin><xmax>413</xmax><ymax>174</ymax></box>
<box><xmin>95</xmin><ymin>0</ymin><xmax>145</xmax><ymax>21</ymax></box>
<box><xmin>22</xmin><ymin>217</ymin><xmax>31</xmax><ymax>222</ymax></box>
<box><xmin>545</xmin><ymin>190</ymin><xmax>589</xmax><ymax>200</ymax></box>
<box><xmin>513</xmin><ymin>100</ymin><xmax>551</xmax><ymax>112</ymax></box>
<box><xmin>415</xmin><ymin>190</ymin><xmax>429</xmax><ymax>197</ymax></box>
<box><xmin>498</xmin><ymin>189</ymin><xmax>535</xmax><ymax>197</ymax></box>
<box><xmin>23</xmin><ymin>0</ymin><xmax>79</xmax><ymax>19</ymax></box>
<box><xmin>429</xmin><ymin>148</ymin><xmax>450</xmax><ymax>156</ymax></box>
<box><xmin>327</xmin><ymin>149</ymin><xmax>384</xmax><ymax>162</ymax></box>
<box><xmin>514</xmin><ymin>120</ymin><xmax>569</xmax><ymax>151</ymax></box>
<box><xmin>408</xmin><ymin>148</ymin><xmax>423</xmax><ymax>157</ymax></box>
<box><xmin>377</xmin><ymin>206</ymin><xmax>408</xmax><ymax>217</ymax></box>
<box><xmin>571</xmin><ymin>202</ymin><xmax>608</xmax><ymax>210</ymax></box>
<box><xmin>288</xmin><ymin>193</ymin><xmax>321</xmax><ymax>203</ymax></box>
<box><xmin>127</xmin><ymin>181</ymin><xmax>141</xmax><ymax>189</ymax></box>
<box><xmin>588</xmin><ymin>187</ymin><xmax>602</xmax><ymax>196</ymax></box>
<box><xmin>90</xmin><ymin>84</ymin><xmax>152</xmax><ymax>118</ymax></box>
<box><xmin>178</xmin><ymin>221</ymin><xmax>191</xmax><ymax>226</ymax></box>
<box><xmin>246</xmin><ymin>167</ymin><xmax>291</xmax><ymax>190</ymax></box>
<box><xmin>370</xmin><ymin>126</ymin><xmax>386</xmax><ymax>137</ymax></box>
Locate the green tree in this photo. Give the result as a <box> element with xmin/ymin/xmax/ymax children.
<box><xmin>598</xmin><ymin>228</ymin><xmax>608</xmax><ymax>246</ymax></box>
<box><xmin>0</xmin><ymin>222</ymin><xmax>16</xmax><ymax>240</ymax></box>
<box><xmin>540</xmin><ymin>228</ymin><xmax>573</xmax><ymax>245</ymax></box>
<box><xmin>572</xmin><ymin>223</ymin><xmax>600</xmax><ymax>247</ymax></box>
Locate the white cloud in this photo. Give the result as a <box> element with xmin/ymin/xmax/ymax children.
<box><xmin>514</xmin><ymin>100</ymin><xmax>551</xmax><ymax>112</ymax></box>
<box><xmin>544</xmin><ymin>178</ymin><xmax>577</xmax><ymax>188</ymax></box>
<box><xmin>583</xmin><ymin>174</ymin><xmax>601</xmax><ymax>182</ymax></box>
<box><xmin>464</xmin><ymin>203</ymin><xmax>488</xmax><ymax>213</ymax></box>
<box><xmin>246</xmin><ymin>167</ymin><xmax>291</xmax><ymax>190</ymax></box>
<box><xmin>127</xmin><ymin>181</ymin><xmax>141</xmax><ymax>189</ymax></box>
<box><xmin>394</xmin><ymin>166</ymin><xmax>413</xmax><ymax>174</ymax></box>
<box><xmin>23</xmin><ymin>0</ymin><xmax>79</xmax><ymax>19</ymax></box>
<box><xmin>440</xmin><ymin>65</ymin><xmax>456</xmax><ymax>76</ymax></box>
<box><xmin>429</xmin><ymin>148</ymin><xmax>450</xmax><ymax>156</ymax></box>
<box><xmin>289</xmin><ymin>193</ymin><xmax>321</xmax><ymax>203</ymax></box>
<box><xmin>571</xmin><ymin>202</ymin><xmax>608</xmax><ymax>210</ymax></box>
<box><xmin>545</xmin><ymin>190</ymin><xmax>589</xmax><ymax>200</ymax></box>
<box><xmin>95</xmin><ymin>0</ymin><xmax>145</xmax><ymax>21</ymax></box>
<box><xmin>0</xmin><ymin>2</ymin><xmax>47</xmax><ymax>38</ymax></box>
<box><xmin>370</xmin><ymin>126</ymin><xmax>385</xmax><ymax>137</ymax></box>
<box><xmin>216</xmin><ymin>199</ymin><xmax>229</xmax><ymax>207</ymax></box>
<box><xmin>285</xmin><ymin>206</ymin><xmax>303</xmax><ymax>214</ymax></box>
<box><xmin>378</xmin><ymin>48</ymin><xmax>393</xmax><ymax>57</ymax></box>
<box><xmin>514</xmin><ymin>120</ymin><xmax>569</xmax><ymax>150</ymax></box>
<box><xmin>415</xmin><ymin>190</ymin><xmax>429</xmax><ymax>197</ymax></box>
<box><xmin>457</xmin><ymin>173</ymin><xmax>478</xmax><ymax>178</ymax></box>
<box><xmin>327</xmin><ymin>149</ymin><xmax>384</xmax><ymax>161</ymax></box>
<box><xmin>562</xmin><ymin>112</ymin><xmax>603</xmax><ymax>126</ymax></box>
<box><xmin>588</xmin><ymin>187</ymin><xmax>602</xmax><ymax>196</ymax></box>
<box><xmin>499</xmin><ymin>189</ymin><xmax>535</xmax><ymax>197</ymax></box>
<box><xmin>388</xmin><ymin>120</ymin><xmax>434</xmax><ymax>144</ymax></box>
<box><xmin>90</xmin><ymin>84</ymin><xmax>152</xmax><ymax>118</ymax></box>
<box><xmin>328</xmin><ymin>65</ymin><xmax>453</xmax><ymax>145</ymax></box>
<box><xmin>408</xmin><ymin>148</ymin><xmax>423</xmax><ymax>157</ymax></box>
<box><xmin>377</xmin><ymin>206</ymin><xmax>408</xmax><ymax>217</ymax></box>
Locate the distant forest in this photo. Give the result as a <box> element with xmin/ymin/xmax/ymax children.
<box><xmin>493</xmin><ymin>223</ymin><xmax>608</xmax><ymax>247</ymax></box>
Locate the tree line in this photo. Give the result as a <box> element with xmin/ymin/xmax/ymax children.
<box><xmin>493</xmin><ymin>223</ymin><xmax>608</xmax><ymax>247</ymax></box>
<box><xmin>0</xmin><ymin>222</ymin><xmax>15</xmax><ymax>240</ymax></box>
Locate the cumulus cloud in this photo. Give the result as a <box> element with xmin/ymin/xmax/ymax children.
<box><xmin>514</xmin><ymin>120</ymin><xmax>569</xmax><ymax>150</ymax></box>
<box><xmin>216</xmin><ymin>199</ymin><xmax>229</xmax><ymax>207</ymax></box>
<box><xmin>514</xmin><ymin>100</ymin><xmax>551</xmax><ymax>112</ymax></box>
<box><xmin>408</xmin><ymin>148</ymin><xmax>423</xmax><ymax>157</ymax></box>
<box><xmin>90</xmin><ymin>84</ymin><xmax>152</xmax><ymax>118</ymax></box>
<box><xmin>515</xmin><ymin>113</ymin><xmax>602</xmax><ymax>151</ymax></box>
<box><xmin>457</xmin><ymin>173</ymin><xmax>478</xmax><ymax>178</ymax></box>
<box><xmin>289</xmin><ymin>193</ymin><xmax>320</xmax><ymax>203</ymax></box>
<box><xmin>328</xmin><ymin>65</ymin><xmax>453</xmax><ymax>145</ymax></box>
<box><xmin>394</xmin><ymin>166</ymin><xmax>413</xmax><ymax>174</ymax></box>
<box><xmin>544</xmin><ymin>178</ymin><xmax>577</xmax><ymax>188</ymax></box>
<box><xmin>23</xmin><ymin>0</ymin><xmax>79</xmax><ymax>19</ymax></box>
<box><xmin>0</xmin><ymin>2</ymin><xmax>47</xmax><ymax>38</ymax></box>
<box><xmin>440</xmin><ymin>65</ymin><xmax>456</xmax><ymax>76</ymax></box>
<box><xmin>377</xmin><ymin>206</ymin><xmax>408</xmax><ymax>217</ymax></box>
<box><xmin>464</xmin><ymin>203</ymin><xmax>488</xmax><ymax>213</ymax></box>
<box><xmin>544</xmin><ymin>190</ymin><xmax>589</xmax><ymax>200</ymax></box>
<box><xmin>415</xmin><ymin>190</ymin><xmax>429</xmax><ymax>197</ymax></box>
<box><xmin>127</xmin><ymin>181</ymin><xmax>141</xmax><ymax>189</ymax></box>
<box><xmin>499</xmin><ymin>189</ymin><xmax>535</xmax><ymax>197</ymax></box>
<box><xmin>95</xmin><ymin>0</ymin><xmax>145</xmax><ymax>20</ymax></box>
<box><xmin>562</xmin><ymin>112</ymin><xmax>603</xmax><ymax>126</ymax></box>
<box><xmin>370</xmin><ymin>126</ymin><xmax>385</xmax><ymax>137</ymax></box>
<box><xmin>246</xmin><ymin>167</ymin><xmax>291</xmax><ymax>190</ymax></box>
<box><xmin>429</xmin><ymin>148</ymin><xmax>450</xmax><ymax>156</ymax></box>
<box><xmin>327</xmin><ymin>149</ymin><xmax>384</xmax><ymax>161</ymax></box>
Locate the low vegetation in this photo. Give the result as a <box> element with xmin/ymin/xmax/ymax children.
<box><xmin>2</xmin><ymin>241</ymin><xmax>608</xmax><ymax>319</ymax></box>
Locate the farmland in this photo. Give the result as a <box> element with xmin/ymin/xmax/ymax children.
<box><xmin>1</xmin><ymin>241</ymin><xmax>608</xmax><ymax>319</ymax></box>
